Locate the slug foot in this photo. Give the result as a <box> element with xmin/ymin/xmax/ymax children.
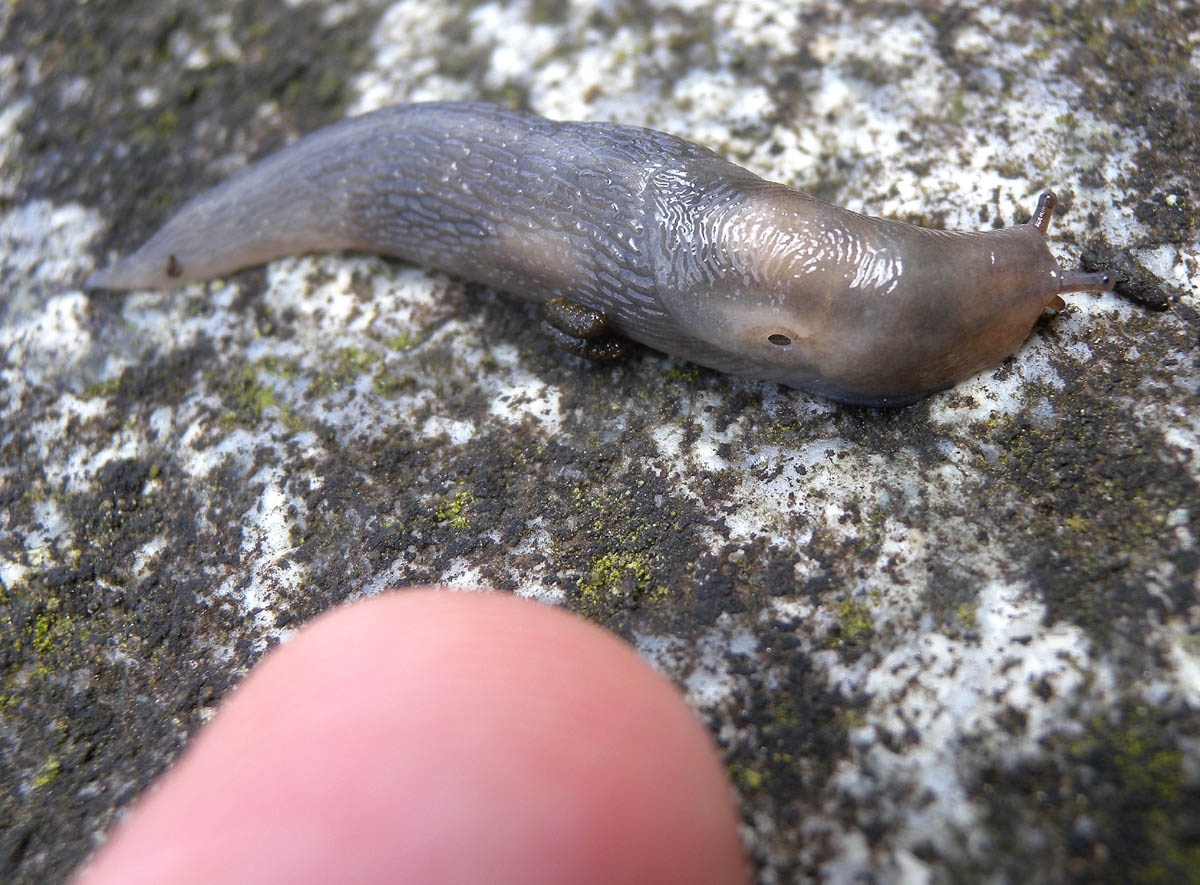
<box><xmin>542</xmin><ymin>298</ymin><xmax>627</xmax><ymax>361</ymax></box>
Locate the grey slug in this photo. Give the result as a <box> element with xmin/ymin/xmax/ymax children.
<box><xmin>86</xmin><ymin>101</ymin><xmax>1114</xmax><ymax>406</ymax></box>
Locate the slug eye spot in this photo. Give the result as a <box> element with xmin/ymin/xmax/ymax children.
<box><xmin>767</xmin><ymin>333</ymin><xmax>792</xmax><ymax>347</ymax></box>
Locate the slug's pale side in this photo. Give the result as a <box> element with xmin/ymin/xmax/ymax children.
<box><xmin>87</xmin><ymin>102</ymin><xmax>1114</xmax><ymax>406</ymax></box>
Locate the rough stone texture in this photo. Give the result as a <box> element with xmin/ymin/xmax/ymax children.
<box><xmin>2</xmin><ymin>1</ymin><xmax>1198</xmax><ymax>882</ymax></box>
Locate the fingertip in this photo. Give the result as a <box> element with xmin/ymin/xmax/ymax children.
<box><xmin>76</xmin><ymin>589</ymin><xmax>747</xmax><ymax>885</ymax></box>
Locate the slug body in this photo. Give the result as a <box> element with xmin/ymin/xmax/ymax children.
<box><xmin>87</xmin><ymin>102</ymin><xmax>1113</xmax><ymax>405</ymax></box>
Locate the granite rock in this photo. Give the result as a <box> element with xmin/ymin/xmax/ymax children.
<box><xmin>1</xmin><ymin>1</ymin><xmax>1198</xmax><ymax>881</ymax></box>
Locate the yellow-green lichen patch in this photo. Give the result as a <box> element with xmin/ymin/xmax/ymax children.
<box><xmin>33</xmin><ymin>756</ymin><xmax>62</xmax><ymax>789</ymax></box>
<box><xmin>955</xmin><ymin>602</ymin><xmax>977</xmax><ymax>633</ymax></box>
<box><xmin>224</xmin><ymin>363</ymin><xmax>276</xmax><ymax>423</ymax></box>
<box><xmin>81</xmin><ymin>374</ymin><xmax>125</xmax><ymax>400</ymax></box>
<box><xmin>385</xmin><ymin>333</ymin><xmax>420</xmax><ymax>352</ymax></box>
<box><xmin>2</xmin><ymin>582</ymin><xmax>89</xmax><ymax>674</ymax></box>
<box><xmin>254</xmin><ymin>354</ymin><xmax>300</xmax><ymax>380</ymax></box>
<box><xmin>664</xmin><ymin>366</ymin><xmax>699</xmax><ymax>384</ymax></box>
<box><xmin>367</xmin><ymin>335</ymin><xmax>422</xmax><ymax>396</ymax></box>
<box><xmin>731</xmin><ymin>762</ymin><xmax>766</xmax><ymax>793</ymax></box>
<box><xmin>31</xmin><ymin>603</ymin><xmax>76</xmax><ymax>659</ymax></box>
<box><xmin>720</xmin><ymin>656</ymin><xmax>852</xmax><ymax>822</ymax></box>
<box><xmin>216</xmin><ymin>358</ymin><xmax>304</xmax><ymax>430</ymax></box>
<box><xmin>573</xmin><ymin>546</ymin><xmax>674</xmax><ymax>621</ymax></box>
<box><xmin>434</xmin><ymin>490</ymin><xmax>474</xmax><ymax>530</ymax></box>
<box><xmin>830</xmin><ymin>598</ymin><xmax>874</xmax><ymax>648</ymax></box>
<box><xmin>578</xmin><ymin>550</ymin><xmax>651</xmax><ymax>597</ymax></box>
<box><xmin>558</xmin><ymin>473</ymin><xmax>687</xmax><ymax>624</ymax></box>
<box><xmin>308</xmin><ymin>346</ymin><xmax>382</xmax><ymax>398</ymax></box>
<box><xmin>129</xmin><ymin>106</ymin><xmax>180</xmax><ymax>147</ymax></box>
<box><xmin>371</xmin><ymin>365</ymin><xmax>415</xmax><ymax>398</ymax></box>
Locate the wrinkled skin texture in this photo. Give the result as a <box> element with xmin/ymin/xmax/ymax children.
<box><xmin>87</xmin><ymin>103</ymin><xmax>1112</xmax><ymax>405</ymax></box>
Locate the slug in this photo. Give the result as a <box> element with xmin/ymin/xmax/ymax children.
<box><xmin>86</xmin><ymin>102</ymin><xmax>1114</xmax><ymax>406</ymax></box>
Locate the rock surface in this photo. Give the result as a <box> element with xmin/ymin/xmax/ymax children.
<box><xmin>2</xmin><ymin>1</ymin><xmax>1198</xmax><ymax>881</ymax></box>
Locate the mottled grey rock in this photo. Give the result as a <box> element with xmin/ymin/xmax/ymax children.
<box><xmin>1</xmin><ymin>1</ymin><xmax>1198</xmax><ymax>882</ymax></box>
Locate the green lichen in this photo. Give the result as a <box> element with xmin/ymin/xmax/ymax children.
<box><xmin>731</xmin><ymin>763</ymin><xmax>766</xmax><ymax>792</ymax></box>
<box><xmin>3</xmin><ymin>581</ymin><xmax>89</xmax><ymax>672</ymax></box>
<box><xmin>832</xmin><ymin>598</ymin><xmax>874</xmax><ymax>647</ymax></box>
<box><xmin>309</xmin><ymin>346</ymin><xmax>381</xmax><ymax>397</ymax></box>
<box><xmin>386</xmin><ymin>334</ymin><xmax>419</xmax><ymax>352</ymax></box>
<box><xmin>769</xmin><ymin>702</ymin><xmax>796</xmax><ymax>729</ymax></box>
<box><xmin>434</xmin><ymin>490</ymin><xmax>474</xmax><ymax>529</ymax></box>
<box><xmin>255</xmin><ymin>354</ymin><xmax>300</xmax><ymax>379</ymax></box>
<box><xmin>946</xmin><ymin>94</ymin><xmax>968</xmax><ymax>122</ymax></box>
<box><xmin>224</xmin><ymin>363</ymin><xmax>276</xmax><ymax>424</ymax></box>
<box><xmin>244</xmin><ymin>18</ymin><xmax>270</xmax><ymax>41</ymax></box>
<box><xmin>573</xmin><ymin>549</ymin><xmax>671</xmax><ymax>621</ymax></box>
<box><xmin>371</xmin><ymin>366</ymin><xmax>412</xmax><ymax>397</ymax></box>
<box><xmin>33</xmin><ymin>756</ymin><xmax>61</xmax><ymax>789</ymax></box>
<box><xmin>31</xmin><ymin>607</ymin><xmax>75</xmax><ymax>658</ymax></box>
<box><xmin>82</xmin><ymin>374</ymin><xmax>124</xmax><ymax>399</ymax></box>
<box><xmin>558</xmin><ymin>476</ymin><xmax>689</xmax><ymax>625</ymax></box>
<box><xmin>218</xmin><ymin>359</ymin><xmax>304</xmax><ymax>429</ymax></box>
<box><xmin>758</xmin><ymin>421</ymin><xmax>796</xmax><ymax>445</ymax></box>
<box><xmin>578</xmin><ymin>550</ymin><xmax>651</xmax><ymax>597</ymax></box>
<box><xmin>956</xmin><ymin>602</ymin><xmax>978</xmax><ymax>632</ymax></box>
<box><xmin>664</xmin><ymin>366</ymin><xmax>699</xmax><ymax>384</ymax></box>
<box><xmin>281</xmin><ymin>68</ymin><xmax>343</xmax><ymax>106</ymax></box>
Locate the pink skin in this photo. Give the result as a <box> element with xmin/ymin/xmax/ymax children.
<box><xmin>74</xmin><ymin>589</ymin><xmax>748</xmax><ymax>885</ymax></box>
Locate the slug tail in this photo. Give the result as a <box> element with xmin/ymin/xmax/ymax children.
<box><xmin>82</xmin><ymin>109</ymin><xmax>399</xmax><ymax>291</ymax></box>
<box><xmin>84</xmin><ymin>253</ymin><xmax>179</xmax><ymax>291</ymax></box>
<box><xmin>83</xmin><ymin>267</ymin><xmax>118</xmax><ymax>290</ymax></box>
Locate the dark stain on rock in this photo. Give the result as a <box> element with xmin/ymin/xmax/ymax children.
<box><xmin>981</xmin><ymin>310</ymin><xmax>1199</xmax><ymax>667</ymax></box>
<box><xmin>0</xmin><ymin>417</ymin><xmax>256</xmax><ymax>881</ymax></box>
<box><xmin>971</xmin><ymin>699</ymin><xmax>1200</xmax><ymax>882</ymax></box>
<box><xmin>1</xmin><ymin>0</ymin><xmax>383</xmax><ymax>256</ymax></box>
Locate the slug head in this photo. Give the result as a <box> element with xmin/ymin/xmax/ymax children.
<box><xmin>659</xmin><ymin>186</ymin><xmax>1113</xmax><ymax>405</ymax></box>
